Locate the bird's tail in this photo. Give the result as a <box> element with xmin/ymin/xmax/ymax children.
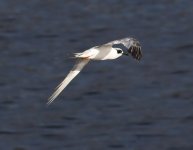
<box><xmin>47</xmin><ymin>58</ymin><xmax>90</xmax><ymax>105</ymax></box>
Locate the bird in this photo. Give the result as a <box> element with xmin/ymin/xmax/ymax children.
<box><xmin>47</xmin><ymin>37</ymin><xmax>142</xmax><ymax>105</ymax></box>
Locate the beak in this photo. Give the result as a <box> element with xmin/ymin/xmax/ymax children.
<box><xmin>123</xmin><ymin>51</ymin><xmax>129</xmax><ymax>56</ymax></box>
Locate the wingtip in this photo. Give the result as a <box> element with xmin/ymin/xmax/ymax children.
<box><xmin>47</xmin><ymin>99</ymin><xmax>52</xmax><ymax>105</ymax></box>
<box><xmin>46</xmin><ymin>102</ymin><xmax>51</xmax><ymax>106</ymax></box>
<box><xmin>47</xmin><ymin>95</ymin><xmax>56</xmax><ymax>105</ymax></box>
<box><xmin>46</xmin><ymin>99</ymin><xmax>53</xmax><ymax>106</ymax></box>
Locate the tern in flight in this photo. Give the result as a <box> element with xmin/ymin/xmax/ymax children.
<box><xmin>47</xmin><ymin>37</ymin><xmax>142</xmax><ymax>105</ymax></box>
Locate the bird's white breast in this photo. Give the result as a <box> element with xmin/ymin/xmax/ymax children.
<box><xmin>90</xmin><ymin>47</ymin><xmax>122</xmax><ymax>60</ymax></box>
<box><xmin>100</xmin><ymin>48</ymin><xmax>122</xmax><ymax>60</ymax></box>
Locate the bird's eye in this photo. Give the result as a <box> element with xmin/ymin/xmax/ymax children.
<box><xmin>117</xmin><ymin>50</ymin><xmax>122</xmax><ymax>54</ymax></box>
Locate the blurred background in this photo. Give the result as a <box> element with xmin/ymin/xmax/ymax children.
<box><xmin>0</xmin><ymin>0</ymin><xmax>193</xmax><ymax>150</ymax></box>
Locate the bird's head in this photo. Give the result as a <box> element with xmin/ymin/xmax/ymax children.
<box><xmin>115</xmin><ymin>48</ymin><xmax>123</xmax><ymax>54</ymax></box>
<box><xmin>113</xmin><ymin>38</ymin><xmax>142</xmax><ymax>61</ymax></box>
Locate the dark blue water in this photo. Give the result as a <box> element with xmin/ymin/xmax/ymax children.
<box><xmin>0</xmin><ymin>0</ymin><xmax>193</xmax><ymax>150</ymax></box>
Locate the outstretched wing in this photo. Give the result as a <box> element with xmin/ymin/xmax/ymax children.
<box><xmin>47</xmin><ymin>58</ymin><xmax>90</xmax><ymax>105</ymax></box>
<box><xmin>105</xmin><ymin>37</ymin><xmax>142</xmax><ymax>60</ymax></box>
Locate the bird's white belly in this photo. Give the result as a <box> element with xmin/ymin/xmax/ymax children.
<box><xmin>101</xmin><ymin>49</ymin><xmax>120</xmax><ymax>60</ymax></box>
<box><xmin>92</xmin><ymin>47</ymin><xmax>121</xmax><ymax>60</ymax></box>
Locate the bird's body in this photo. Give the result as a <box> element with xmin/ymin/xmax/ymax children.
<box><xmin>47</xmin><ymin>37</ymin><xmax>142</xmax><ymax>105</ymax></box>
<box><xmin>75</xmin><ymin>45</ymin><xmax>122</xmax><ymax>60</ymax></box>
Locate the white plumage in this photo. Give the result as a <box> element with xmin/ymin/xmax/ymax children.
<box><xmin>47</xmin><ymin>37</ymin><xmax>142</xmax><ymax>105</ymax></box>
